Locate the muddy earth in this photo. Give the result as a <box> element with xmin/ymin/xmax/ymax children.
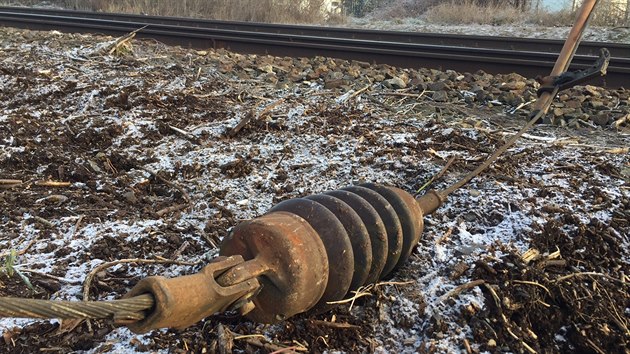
<box><xmin>0</xmin><ymin>27</ymin><xmax>629</xmax><ymax>353</ymax></box>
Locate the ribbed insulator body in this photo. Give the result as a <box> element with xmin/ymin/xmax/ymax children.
<box><xmin>219</xmin><ymin>183</ymin><xmax>425</xmax><ymax>323</ymax></box>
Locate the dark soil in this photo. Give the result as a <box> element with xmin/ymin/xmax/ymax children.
<box><xmin>471</xmin><ymin>214</ymin><xmax>630</xmax><ymax>353</ymax></box>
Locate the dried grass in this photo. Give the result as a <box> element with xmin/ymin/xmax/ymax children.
<box><xmin>525</xmin><ymin>8</ymin><xmax>578</xmax><ymax>26</ymax></box>
<box><xmin>3</xmin><ymin>0</ymin><xmax>628</xmax><ymax>26</ymax></box>
<box><xmin>3</xmin><ymin>0</ymin><xmax>329</xmax><ymax>24</ymax></box>
<box><xmin>424</xmin><ymin>0</ymin><xmax>628</xmax><ymax>27</ymax></box>
<box><xmin>424</xmin><ymin>0</ymin><xmax>523</xmax><ymax>25</ymax></box>
<box><xmin>369</xmin><ymin>0</ymin><xmax>440</xmax><ymax>20</ymax></box>
<box><xmin>584</xmin><ymin>0</ymin><xmax>630</xmax><ymax>27</ymax></box>
<box><xmin>528</xmin><ymin>1</ymin><xmax>630</xmax><ymax>27</ymax></box>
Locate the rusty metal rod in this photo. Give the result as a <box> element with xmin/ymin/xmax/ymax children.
<box><xmin>439</xmin><ymin>88</ymin><xmax>558</xmax><ymax>197</ymax></box>
<box><xmin>439</xmin><ymin>0</ymin><xmax>599</xmax><ymax>198</ymax></box>
<box><xmin>532</xmin><ymin>0</ymin><xmax>599</xmax><ymax>114</ymax></box>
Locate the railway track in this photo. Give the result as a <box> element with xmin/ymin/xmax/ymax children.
<box><xmin>3</xmin><ymin>6</ymin><xmax>630</xmax><ymax>57</ymax></box>
<box><xmin>1</xmin><ymin>6</ymin><xmax>629</xmax><ymax>88</ymax></box>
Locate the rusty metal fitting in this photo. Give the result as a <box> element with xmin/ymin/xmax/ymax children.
<box><xmin>217</xmin><ymin>183</ymin><xmax>435</xmax><ymax>323</ymax></box>
<box><xmin>324</xmin><ymin>188</ymin><xmax>388</xmax><ymax>285</ymax></box>
<box><xmin>220</xmin><ymin>212</ymin><xmax>329</xmax><ymax>323</ymax></box>
<box><xmin>335</xmin><ymin>186</ymin><xmax>401</xmax><ymax>279</ymax></box>
<box><xmin>269</xmin><ymin>198</ymin><xmax>354</xmax><ymax>314</ymax></box>
<box><xmin>124</xmin><ymin>255</ymin><xmax>260</xmax><ymax>333</ymax></box>
<box><xmin>416</xmin><ymin>189</ymin><xmax>445</xmax><ymax>216</ymax></box>
<box><xmin>370</xmin><ymin>184</ymin><xmax>425</xmax><ymax>269</ymax></box>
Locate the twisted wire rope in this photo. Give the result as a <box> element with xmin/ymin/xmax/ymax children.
<box><xmin>0</xmin><ymin>294</ymin><xmax>153</xmax><ymax>321</ymax></box>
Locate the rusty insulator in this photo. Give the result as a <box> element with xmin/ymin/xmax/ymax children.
<box><xmin>218</xmin><ymin>212</ymin><xmax>329</xmax><ymax>323</ymax></box>
<box><xmin>219</xmin><ymin>183</ymin><xmax>440</xmax><ymax>323</ymax></box>
<box><xmin>123</xmin><ymin>184</ymin><xmax>442</xmax><ymax>332</ymax></box>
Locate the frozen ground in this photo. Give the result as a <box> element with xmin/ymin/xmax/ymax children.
<box><xmin>347</xmin><ymin>17</ymin><xmax>630</xmax><ymax>43</ymax></box>
<box><xmin>0</xmin><ymin>26</ymin><xmax>628</xmax><ymax>353</ymax></box>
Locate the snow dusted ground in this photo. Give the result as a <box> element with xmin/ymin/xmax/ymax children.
<box><xmin>0</xmin><ymin>26</ymin><xmax>628</xmax><ymax>353</ymax></box>
<box><xmin>392</xmin><ymin>140</ymin><xmax>629</xmax><ymax>352</ymax></box>
<box><xmin>348</xmin><ymin>17</ymin><xmax>630</xmax><ymax>43</ymax></box>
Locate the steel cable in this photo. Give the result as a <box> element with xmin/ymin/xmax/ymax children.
<box><xmin>0</xmin><ymin>294</ymin><xmax>153</xmax><ymax>322</ymax></box>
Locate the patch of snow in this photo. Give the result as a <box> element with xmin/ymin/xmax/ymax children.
<box><xmin>347</xmin><ymin>17</ymin><xmax>629</xmax><ymax>43</ymax></box>
<box><xmin>86</xmin><ymin>328</ymin><xmax>167</xmax><ymax>354</ymax></box>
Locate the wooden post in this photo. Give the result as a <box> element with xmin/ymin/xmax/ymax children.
<box><xmin>532</xmin><ymin>0</ymin><xmax>600</xmax><ymax>119</ymax></box>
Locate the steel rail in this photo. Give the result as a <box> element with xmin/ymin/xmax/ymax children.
<box><xmin>2</xmin><ymin>6</ymin><xmax>629</xmax><ymax>57</ymax></box>
<box><xmin>0</xmin><ymin>9</ymin><xmax>628</xmax><ymax>88</ymax></box>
